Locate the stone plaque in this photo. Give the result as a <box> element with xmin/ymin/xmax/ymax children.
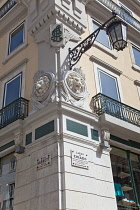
<box><xmin>50</xmin><ymin>24</ymin><xmax>64</xmax><ymax>47</ymax></box>
<box><xmin>37</xmin><ymin>155</ymin><xmax>51</xmax><ymax>170</ymax></box>
<box><xmin>71</xmin><ymin>151</ymin><xmax>89</xmax><ymax>169</ymax></box>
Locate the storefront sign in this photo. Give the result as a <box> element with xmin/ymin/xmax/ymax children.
<box><xmin>37</xmin><ymin>154</ymin><xmax>51</xmax><ymax>170</ymax></box>
<box><xmin>71</xmin><ymin>151</ymin><xmax>89</xmax><ymax>169</ymax></box>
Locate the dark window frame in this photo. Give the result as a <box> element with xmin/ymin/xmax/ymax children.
<box><xmin>3</xmin><ymin>73</ymin><xmax>22</xmax><ymax>108</ymax></box>
<box><xmin>8</xmin><ymin>22</ymin><xmax>25</xmax><ymax>54</ymax></box>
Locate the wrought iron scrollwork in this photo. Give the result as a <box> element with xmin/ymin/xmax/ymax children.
<box><xmin>69</xmin><ymin>12</ymin><xmax>117</xmax><ymax>69</ymax></box>
<box><xmin>69</xmin><ymin>30</ymin><xmax>100</xmax><ymax>70</ymax></box>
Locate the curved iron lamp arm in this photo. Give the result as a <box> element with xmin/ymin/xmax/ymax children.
<box><xmin>69</xmin><ymin>11</ymin><xmax>117</xmax><ymax>70</ymax></box>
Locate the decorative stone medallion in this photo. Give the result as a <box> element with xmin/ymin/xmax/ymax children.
<box><xmin>31</xmin><ymin>71</ymin><xmax>55</xmax><ymax>110</ymax></box>
<box><xmin>65</xmin><ymin>71</ymin><xmax>85</xmax><ymax>98</ymax></box>
<box><xmin>62</xmin><ymin>68</ymin><xmax>88</xmax><ymax>107</ymax></box>
<box><xmin>34</xmin><ymin>75</ymin><xmax>50</xmax><ymax>98</ymax></box>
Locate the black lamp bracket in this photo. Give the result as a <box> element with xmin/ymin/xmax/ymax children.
<box><xmin>69</xmin><ymin>11</ymin><xmax>117</xmax><ymax>70</ymax></box>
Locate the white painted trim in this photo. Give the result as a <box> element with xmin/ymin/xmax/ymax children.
<box><xmin>134</xmin><ymin>81</ymin><xmax>140</xmax><ymax>99</ymax></box>
<box><xmin>90</xmin><ymin>55</ymin><xmax>122</xmax><ymax>75</ymax></box>
<box><xmin>132</xmin><ymin>64</ymin><xmax>140</xmax><ymax>72</ymax></box>
<box><xmin>94</xmin><ymin>63</ymin><xmax>124</xmax><ymax>103</ymax></box>
<box><xmin>0</xmin><ymin>58</ymin><xmax>28</xmax><ymax>80</ymax></box>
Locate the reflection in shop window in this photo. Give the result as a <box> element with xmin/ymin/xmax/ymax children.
<box><xmin>10</xmin><ymin>158</ymin><xmax>16</xmax><ymax>172</ymax></box>
<box><xmin>110</xmin><ymin>147</ymin><xmax>140</xmax><ymax>209</ymax></box>
<box><xmin>130</xmin><ymin>154</ymin><xmax>140</xmax><ymax>205</ymax></box>
<box><xmin>0</xmin><ymin>160</ymin><xmax>2</xmax><ymax>176</ymax></box>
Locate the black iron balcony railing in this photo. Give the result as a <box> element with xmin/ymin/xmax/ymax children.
<box><xmin>92</xmin><ymin>93</ymin><xmax>140</xmax><ymax>127</ymax></box>
<box><xmin>97</xmin><ymin>0</ymin><xmax>140</xmax><ymax>31</ymax></box>
<box><xmin>0</xmin><ymin>0</ymin><xmax>16</xmax><ymax>19</ymax></box>
<box><xmin>0</xmin><ymin>97</ymin><xmax>29</xmax><ymax>129</ymax></box>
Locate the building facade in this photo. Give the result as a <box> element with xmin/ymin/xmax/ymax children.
<box><xmin>0</xmin><ymin>0</ymin><xmax>140</xmax><ymax>210</ymax></box>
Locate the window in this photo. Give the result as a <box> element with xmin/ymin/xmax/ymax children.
<box><xmin>2</xmin><ymin>183</ymin><xmax>15</xmax><ymax>210</ymax></box>
<box><xmin>132</xmin><ymin>47</ymin><xmax>140</xmax><ymax>67</ymax></box>
<box><xmin>9</xmin><ymin>183</ymin><xmax>15</xmax><ymax>198</ymax></box>
<box><xmin>2</xmin><ymin>74</ymin><xmax>22</xmax><ymax>125</ymax></box>
<box><xmin>0</xmin><ymin>185</ymin><xmax>2</xmax><ymax>209</ymax></box>
<box><xmin>93</xmin><ymin>20</ymin><xmax>111</xmax><ymax>48</ymax></box>
<box><xmin>3</xmin><ymin>73</ymin><xmax>22</xmax><ymax>107</ymax></box>
<box><xmin>111</xmin><ymin>147</ymin><xmax>140</xmax><ymax>209</ymax></box>
<box><xmin>98</xmin><ymin>69</ymin><xmax>120</xmax><ymax>101</ymax></box>
<box><xmin>10</xmin><ymin>158</ymin><xmax>16</xmax><ymax>172</ymax></box>
<box><xmin>8</xmin><ymin>23</ymin><xmax>25</xmax><ymax>54</ymax></box>
<box><xmin>0</xmin><ymin>160</ymin><xmax>2</xmax><ymax>176</ymax></box>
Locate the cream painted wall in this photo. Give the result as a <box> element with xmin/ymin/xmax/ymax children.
<box><xmin>0</xmin><ymin>32</ymin><xmax>38</xmax><ymax>112</ymax></box>
<box><xmin>79</xmin><ymin>13</ymin><xmax>140</xmax><ymax>111</ymax></box>
<box><xmin>0</xmin><ymin>0</ymin><xmax>7</xmax><ymax>7</ymax></box>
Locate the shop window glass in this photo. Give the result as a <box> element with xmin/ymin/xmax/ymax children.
<box><xmin>10</xmin><ymin>158</ymin><xmax>16</xmax><ymax>172</ymax></box>
<box><xmin>130</xmin><ymin>154</ymin><xmax>140</xmax><ymax>205</ymax></box>
<box><xmin>111</xmin><ymin>147</ymin><xmax>137</xmax><ymax>209</ymax></box>
<box><xmin>0</xmin><ymin>160</ymin><xmax>2</xmax><ymax>176</ymax></box>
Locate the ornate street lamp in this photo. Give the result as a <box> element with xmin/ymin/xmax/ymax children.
<box><xmin>106</xmin><ymin>20</ymin><xmax>127</xmax><ymax>51</ymax></box>
<box><xmin>69</xmin><ymin>11</ymin><xmax>127</xmax><ymax>70</ymax></box>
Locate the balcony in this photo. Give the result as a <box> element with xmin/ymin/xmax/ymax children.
<box><xmin>97</xmin><ymin>0</ymin><xmax>140</xmax><ymax>31</ymax></box>
<box><xmin>0</xmin><ymin>0</ymin><xmax>16</xmax><ymax>19</ymax></box>
<box><xmin>92</xmin><ymin>93</ymin><xmax>140</xmax><ymax>127</ymax></box>
<box><xmin>0</xmin><ymin>98</ymin><xmax>29</xmax><ymax>129</ymax></box>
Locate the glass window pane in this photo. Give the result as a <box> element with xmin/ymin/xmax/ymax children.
<box><xmin>130</xmin><ymin>154</ymin><xmax>140</xmax><ymax>205</ymax></box>
<box><xmin>93</xmin><ymin>21</ymin><xmax>111</xmax><ymax>48</ymax></box>
<box><xmin>9</xmin><ymin>24</ymin><xmax>24</xmax><ymax>53</ymax></box>
<box><xmin>99</xmin><ymin>70</ymin><xmax>119</xmax><ymax>101</ymax></box>
<box><xmin>4</xmin><ymin>75</ymin><xmax>21</xmax><ymax>107</ymax></box>
<box><xmin>132</xmin><ymin>47</ymin><xmax>140</xmax><ymax>67</ymax></box>
<box><xmin>110</xmin><ymin>148</ymin><xmax>136</xmax><ymax>209</ymax></box>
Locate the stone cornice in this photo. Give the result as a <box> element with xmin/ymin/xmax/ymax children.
<box><xmin>90</xmin><ymin>55</ymin><xmax>122</xmax><ymax>75</ymax></box>
<box><xmin>0</xmin><ymin>3</ymin><xmax>27</xmax><ymax>38</ymax></box>
<box><xmin>0</xmin><ymin>58</ymin><xmax>28</xmax><ymax>80</ymax></box>
<box><xmin>15</xmin><ymin>0</ymin><xmax>29</xmax><ymax>7</ymax></box>
<box><xmin>29</xmin><ymin>6</ymin><xmax>86</xmax><ymax>36</ymax></box>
